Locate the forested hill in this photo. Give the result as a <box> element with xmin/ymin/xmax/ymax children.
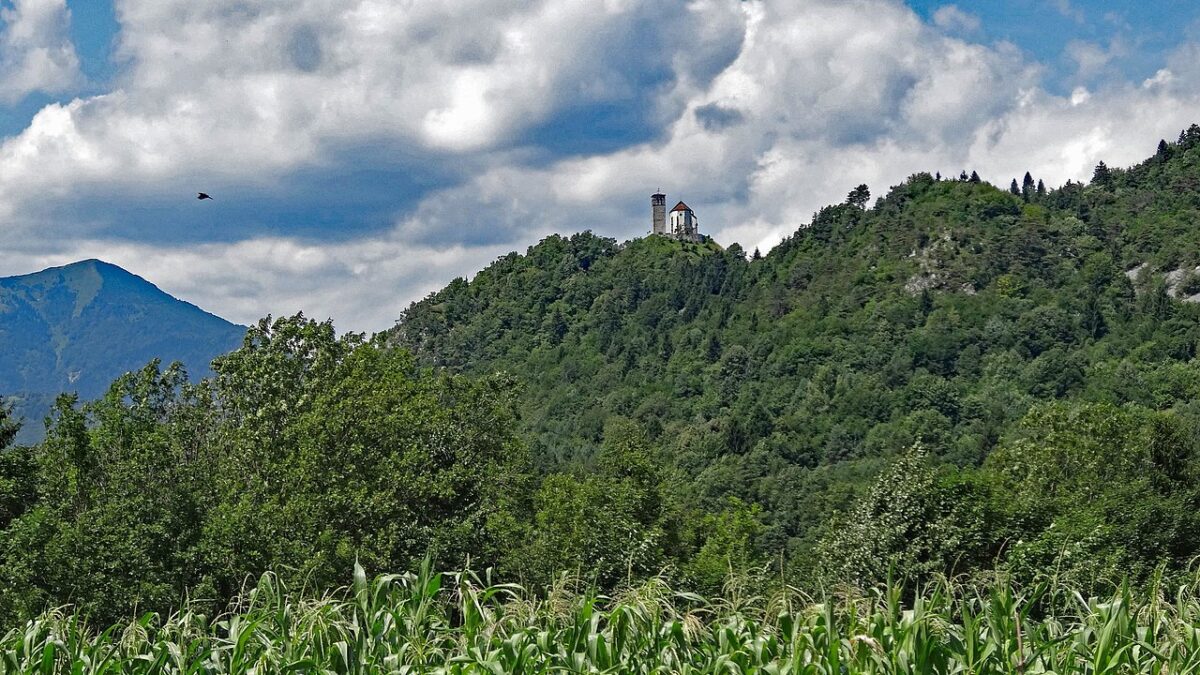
<box><xmin>392</xmin><ymin>127</ymin><xmax>1200</xmax><ymax>572</ymax></box>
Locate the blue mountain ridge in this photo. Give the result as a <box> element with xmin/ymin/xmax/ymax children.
<box><xmin>0</xmin><ymin>259</ymin><xmax>246</xmax><ymax>443</ymax></box>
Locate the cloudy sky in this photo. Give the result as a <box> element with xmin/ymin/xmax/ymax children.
<box><xmin>1</xmin><ymin>0</ymin><xmax>1199</xmax><ymax>332</ymax></box>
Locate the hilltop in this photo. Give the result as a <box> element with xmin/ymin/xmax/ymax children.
<box><xmin>0</xmin><ymin>259</ymin><xmax>245</xmax><ymax>442</ymax></box>
<box><xmin>391</xmin><ymin>126</ymin><xmax>1200</xmax><ymax>577</ymax></box>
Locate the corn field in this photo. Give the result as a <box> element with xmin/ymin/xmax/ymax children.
<box><xmin>4</xmin><ymin>562</ymin><xmax>1200</xmax><ymax>673</ymax></box>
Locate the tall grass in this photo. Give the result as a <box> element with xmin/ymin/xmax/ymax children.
<box><xmin>5</xmin><ymin>562</ymin><xmax>1200</xmax><ymax>673</ymax></box>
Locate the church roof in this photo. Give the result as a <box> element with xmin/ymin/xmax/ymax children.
<box><xmin>671</xmin><ymin>201</ymin><xmax>692</xmax><ymax>212</ymax></box>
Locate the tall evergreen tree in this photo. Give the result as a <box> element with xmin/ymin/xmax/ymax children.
<box><xmin>1022</xmin><ymin>172</ymin><xmax>1035</xmax><ymax>201</ymax></box>
<box><xmin>1010</xmin><ymin>179</ymin><xmax>1020</xmax><ymax>196</ymax></box>
<box><xmin>1157</xmin><ymin>139</ymin><xmax>1171</xmax><ymax>161</ymax></box>
<box><xmin>969</xmin><ymin>171</ymin><xmax>981</xmax><ymax>183</ymax></box>
<box><xmin>1092</xmin><ymin>161</ymin><xmax>1112</xmax><ymax>188</ymax></box>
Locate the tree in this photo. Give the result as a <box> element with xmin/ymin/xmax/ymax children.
<box><xmin>1009</xmin><ymin>179</ymin><xmax>1020</xmax><ymax>196</ymax></box>
<box><xmin>969</xmin><ymin>171</ymin><xmax>981</xmax><ymax>183</ymax></box>
<box><xmin>0</xmin><ymin>363</ymin><xmax>206</xmax><ymax>624</ymax></box>
<box><xmin>514</xmin><ymin>420</ymin><xmax>670</xmax><ymax>587</ymax></box>
<box><xmin>846</xmin><ymin>184</ymin><xmax>871</xmax><ymax>209</ymax></box>
<box><xmin>682</xmin><ymin>498</ymin><xmax>764</xmax><ymax>594</ymax></box>
<box><xmin>815</xmin><ymin>446</ymin><xmax>998</xmax><ymax>587</ymax></box>
<box><xmin>1182</xmin><ymin>124</ymin><xmax>1200</xmax><ymax>149</ymax></box>
<box><xmin>0</xmin><ymin>401</ymin><xmax>31</xmax><ymax>531</ymax></box>
<box><xmin>1037</xmin><ymin>179</ymin><xmax>1046</xmax><ymax>196</ymax></box>
<box><xmin>203</xmin><ymin>315</ymin><xmax>529</xmax><ymax>600</ymax></box>
<box><xmin>1156</xmin><ymin>139</ymin><xmax>1171</xmax><ymax>161</ymax></box>
<box><xmin>0</xmin><ymin>315</ymin><xmax>533</xmax><ymax>625</ymax></box>
<box><xmin>987</xmin><ymin>403</ymin><xmax>1200</xmax><ymax>588</ymax></box>
<box><xmin>1022</xmin><ymin>172</ymin><xmax>1035</xmax><ymax>201</ymax></box>
<box><xmin>1092</xmin><ymin>161</ymin><xmax>1112</xmax><ymax>188</ymax></box>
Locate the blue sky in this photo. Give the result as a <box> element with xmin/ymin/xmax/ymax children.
<box><xmin>907</xmin><ymin>0</ymin><xmax>1200</xmax><ymax>90</ymax></box>
<box><xmin>0</xmin><ymin>0</ymin><xmax>1199</xmax><ymax>331</ymax></box>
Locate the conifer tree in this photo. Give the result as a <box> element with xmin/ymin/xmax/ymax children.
<box><xmin>1010</xmin><ymin>179</ymin><xmax>1020</xmax><ymax>196</ymax></box>
<box><xmin>1185</xmin><ymin>124</ymin><xmax>1200</xmax><ymax>149</ymax></box>
<box><xmin>969</xmin><ymin>171</ymin><xmax>981</xmax><ymax>183</ymax></box>
<box><xmin>1157</xmin><ymin>139</ymin><xmax>1171</xmax><ymax>161</ymax></box>
<box><xmin>1037</xmin><ymin>179</ymin><xmax>1046</xmax><ymax>196</ymax></box>
<box><xmin>1022</xmin><ymin>172</ymin><xmax>1035</xmax><ymax>201</ymax></box>
<box><xmin>846</xmin><ymin>184</ymin><xmax>871</xmax><ymax>209</ymax></box>
<box><xmin>1092</xmin><ymin>161</ymin><xmax>1112</xmax><ymax>188</ymax></box>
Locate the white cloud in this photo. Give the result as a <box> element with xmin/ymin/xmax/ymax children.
<box><xmin>1065</xmin><ymin>37</ymin><xmax>1129</xmax><ymax>82</ymax></box>
<box><xmin>3</xmin><ymin>0</ymin><xmax>1200</xmax><ymax>331</ymax></box>
<box><xmin>0</xmin><ymin>0</ymin><xmax>79</xmax><ymax>103</ymax></box>
<box><xmin>932</xmin><ymin>5</ymin><xmax>980</xmax><ymax>34</ymax></box>
<box><xmin>1052</xmin><ymin>0</ymin><xmax>1086</xmax><ymax>24</ymax></box>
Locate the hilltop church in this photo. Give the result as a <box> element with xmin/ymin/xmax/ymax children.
<box><xmin>650</xmin><ymin>192</ymin><xmax>701</xmax><ymax>242</ymax></box>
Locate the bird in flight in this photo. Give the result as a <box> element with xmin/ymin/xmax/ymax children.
<box><xmin>197</xmin><ymin>192</ymin><xmax>213</xmax><ymax>200</ymax></box>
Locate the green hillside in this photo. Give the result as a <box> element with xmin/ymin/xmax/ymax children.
<box><xmin>0</xmin><ymin>259</ymin><xmax>246</xmax><ymax>443</ymax></box>
<box><xmin>391</xmin><ymin>126</ymin><xmax>1200</xmax><ymax>585</ymax></box>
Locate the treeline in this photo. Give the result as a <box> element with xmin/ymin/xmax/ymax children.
<box><xmin>0</xmin><ymin>317</ymin><xmax>757</xmax><ymax>626</ymax></box>
<box><xmin>0</xmin><ymin>319</ymin><xmax>529</xmax><ymax>624</ymax></box>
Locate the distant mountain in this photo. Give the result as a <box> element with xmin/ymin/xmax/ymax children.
<box><xmin>0</xmin><ymin>259</ymin><xmax>245</xmax><ymax>443</ymax></box>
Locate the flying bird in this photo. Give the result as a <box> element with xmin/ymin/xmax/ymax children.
<box><xmin>197</xmin><ymin>192</ymin><xmax>213</xmax><ymax>200</ymax></box>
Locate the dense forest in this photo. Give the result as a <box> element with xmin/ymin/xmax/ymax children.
<box><xmin>4</xmin><ymin>129</ymin><xmax>1200</xmax><ymax>634</ymax></box>
<box><xmin>392</xmin><ymin>126</ymin><xmax>1200</xmax><ymax>591</ymax></box>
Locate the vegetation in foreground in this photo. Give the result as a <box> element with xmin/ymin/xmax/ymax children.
<box><xmin>6</xmin><ymin>563</ymin><xmax>1200</xmax><ymax>674</ymax></box>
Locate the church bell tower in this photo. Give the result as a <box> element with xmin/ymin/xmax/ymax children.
<box><xmin>651</xmin><ymin>191</ymin><xmax>667</xmax><ymax>235</ymax></box>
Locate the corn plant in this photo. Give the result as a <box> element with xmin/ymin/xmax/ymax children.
<box><xmin>5</xmin><ymin>564</ymin><xmax>1200</xmax><ymax>673</ymax></box>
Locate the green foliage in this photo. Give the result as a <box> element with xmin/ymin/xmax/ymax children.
<box><xmin>8</xmin><ymin>565</ymin><xmax>1200</xmax><ymax>674</ymax></box>
<box><xmin>815</xmin><ymin>446</ymin><xmax>999</xmax><ymax>586</ymax></box>
<box><xmin>846</xmin><ymin>183</ymin><xmax>871</xmax><ymax>209</ymax></box>
<box><xmin>986</xmin><ymin>403</ymin><xmax>1200</xmax><ymax>588</ymax></box>
<box><xmin>390</xmin><ymin>130</ymin><xmax>1200</xmax><ymax>592</ymax></box>
<box><xmin>0</xmin><ymin>315</ymin><xmax>529</xmax><ymax>626</ymax></box>
<box><xmin>508</xmin><ymin>419</ymin><xmax>672</xmax><ymax>587</ymax></box>
<box><xmin>0</xmin><ymin>401</ymin><xmax>31</xmax><ymax>530</ymax></box>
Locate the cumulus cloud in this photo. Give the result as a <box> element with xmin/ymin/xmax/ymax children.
<box><xmin>2</xmin><ymin>0</ymin><xmax>1200</xmax><ymax>331</ymax></box>
<box><xmin>1052</xmin><ymin>0</ymin><xmax>1086</xmax><ymax>24</ymax></box>
<box><xmin>0</xmin><ymin>0</ymin><xmax>79</xmax><ymax>103</ymax></box>
<box><xmin>1065</xmin><ymin>37</ymin><xmax>1129</xmax><ymax>82</ymax></box>
<box><xmin>932</xmin><ymin>5</ymin><xmax>980</xmax><ymax>34</ymax></box>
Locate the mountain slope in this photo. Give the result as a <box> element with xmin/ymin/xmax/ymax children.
<box><xmin>0</xmin><ymin>259</ymin><xmax>245</xmax><ymax>441</ymax></box>
<box><xmin>391</xmin><ymin>128</ymin><xmax>1200</xmax><ymax>563</ymax></box>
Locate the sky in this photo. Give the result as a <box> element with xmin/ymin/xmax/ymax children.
<box><xmin>1</xmin><ymin>0</ymin><xmax>1199</xmax><ymax>332</ymax></box>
